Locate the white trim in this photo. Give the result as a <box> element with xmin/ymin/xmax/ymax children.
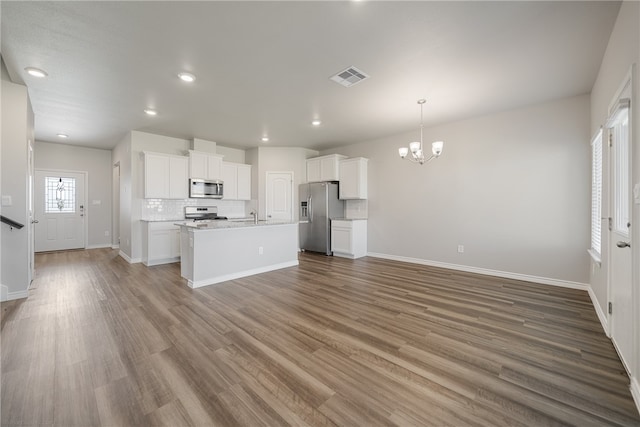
<box><xmin>118</xmin><ymin>251</ymin><xmax>141</xmax><ymax>264</ymax></box>
<box><xmin>111</xmin><ymin>244</ymin><xmax>120</xmax><ymax>250</ymax></box>
<box><xmin>188</xmin><ymin>260</ymin><xmax>299</xmax><ymax>289</ymax></box>
<box><xmin>631</xmin><ymin>377</ymin><xmax>640</xmax><ymax>417</ymax></box>
<box><xmin>588</xmin><ymin>285</ymin><xmax>609</xmax><ymax>336</ymax></box>
<box><xmin>144</xmin><ymin>257</ymin><xmax>180</xmax><ymax>267</ymax></box>
<box><xmin>86</xmin><ymin>243</ymin><xmax>113</xmax><ymax>250</ymax></box>
<box><xmin>587</xmin><ymin>248</ymin><xmax>602</xmax><ymax>265</ymax></box>
<box><xmin>1</xmin><ymin>287</ymin><xmax>29</xmax><ymax>302</ymax></box>
<box><xmin>366</xmin><ymin>252</ymin><xmax>589</xmax><ymax>290</ymax></box>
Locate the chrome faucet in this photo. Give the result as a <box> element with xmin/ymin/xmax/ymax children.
<box><xmin>250</xmin><ymin>211</ymin><xmax>258</xmax><ymax>224</ymax></box>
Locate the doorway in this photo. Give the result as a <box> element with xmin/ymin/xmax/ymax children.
<box><xmin>34</xmin><ymin>169</ymin><xmax>87</xmax><ymax>252</ymax></box>
<box><xmin>606</xmin><ymin>73</ymin><xmax>633</xmax><ymax>373</ymax></box>
<box><xmin>265</xmin><ymin>171</ymin><xmax>293</xmax><ymax>221</ymax></box>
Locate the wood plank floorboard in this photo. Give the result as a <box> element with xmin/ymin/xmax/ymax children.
<box><xmin>2</xmin><ymin>248</ymin><xmax>639</xmax><ymax>426</ymax></box>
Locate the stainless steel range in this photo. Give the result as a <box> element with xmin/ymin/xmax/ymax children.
<box><xmin>184</xmin><ymin>206</ymin><xmax>227</xmax><ymax>221</ymax></box>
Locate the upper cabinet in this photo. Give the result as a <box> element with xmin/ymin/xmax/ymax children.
<box><xmin>222</xmin><ymin>161</ymin><xmax>251</xmax><ymax>200</ymax></box>
<box><xmin>339</xmin><ymin>157</ymin><xmax>368</xmax><ymax>200</ymax></box>
<box><xmin>188</xmin><ymin>150</ymin><xmax>224</xmax><ymax>180</ymax></box>
<box><xmin>144</xmin><ymin>152</ymin><xmax>189</xmax><ymax>199</ymax></box>
<box><xmin>306</xmin><ymin>154</ymin><xmax>347</xmax><ymax>182</ymax></box>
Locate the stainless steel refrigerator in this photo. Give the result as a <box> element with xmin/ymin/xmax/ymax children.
<box><xmin>299</xmin><ymin>182</ymin><xmax>344</xmax><ymax>255</ymax></box>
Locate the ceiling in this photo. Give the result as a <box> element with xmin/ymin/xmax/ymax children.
<box><xmin>1</xmin><ymin>1</ymin><xmax>621</xmax><ymax>151</ymax></box>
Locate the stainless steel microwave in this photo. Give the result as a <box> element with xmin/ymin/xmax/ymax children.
<box><xmin>189</xmin><ymin>178</ymin><xmax>224</xmax><ymax>199</ymax></box>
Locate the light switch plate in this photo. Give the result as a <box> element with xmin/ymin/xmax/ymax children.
<box><xmin>634</xmin><ymin>183</ymin><xmax>640</xmax><ymax>204</ymax></box>
<box><xmin>1</xmin><ymin>195</ymin><xmax>12</xmax><ymax>206</ymax></box>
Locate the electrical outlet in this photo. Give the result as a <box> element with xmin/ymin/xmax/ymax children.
<box><xmin>104</xmin><ymin>231</ymin><xmax>110</xmax><ymax>237</ymax></box>
<box><xmin>457</xmin><ymin>245</ymin><xmax>464</xmax><ymax>253</ymax></box>
<box><xmin>259</xmin><ymin>246</ymin><xmax>264</xmax><ymax>255</ymax></box>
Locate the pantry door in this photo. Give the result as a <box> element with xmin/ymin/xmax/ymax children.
<box><xmin>34</xmin><ymin>170</ymin><xmax>86</xmax><ymax>252</ymax></box>
<box><xmin>265</xmin><ymin>171</ymin><xmax>293</xmax><ymax>221</ymax></box>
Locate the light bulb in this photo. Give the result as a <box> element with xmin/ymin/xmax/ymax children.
<box><xmin>432</xmin><ymin>141</ymin><xmax>444</xmax><ymax>156</ymax></box>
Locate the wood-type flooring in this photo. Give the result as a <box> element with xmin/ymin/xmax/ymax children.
<box><xmin>2</xmin><ymin>248</ymin><xmax>639</xmax><ymax>426</ymax></box>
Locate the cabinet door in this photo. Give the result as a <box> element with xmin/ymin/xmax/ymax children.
<box><xmin>189</xmin><ymin>151</ymin><xmax>208</xmax><ymax>179</ymax></box>
<box><xmin>207</xmin><ymin>155</ymin><xmax>223</xmax><ymax>180</ymax></box>
<box><xmin>221</xmin><ymin>163</ymin><xmax>237</xmax><ymax>200</ymax></box>
<box><xmin>237</xmin><ymin>164</ymin><xmax>252</xmax><ymax>200</ymax></box>
<box><xmin>331</xmin><ymin>224</ymin><xmax>352</xmax><ymax>254</ymax></box>
<box><xmin>306</xmin><ymin>158</ymin><xmax>321</xmax><ymax>182</ymax></box>
<box><xmin>145</xmin><ymin>153</ymin><xmax>170</xmax><ymax>198</ymax></box>
<box><xmin>320</xmin><ymin>157</ymin><xmax>339</xmax><ymax>181</ymax></box>
<box><xmin>169</xmin><ymin>156</ymin><xmax>189</xmax><ymax>199</ymax></box>
<box><xmin>339</xmin><ymin>158</ymin><xmax>367</xmax><ymax>199</ymax></box>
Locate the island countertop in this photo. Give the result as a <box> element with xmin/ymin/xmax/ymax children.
<box><xmin>174</xmin><ymin>219</ymin><xmax>297</xmax><ymax>230</ymax></box>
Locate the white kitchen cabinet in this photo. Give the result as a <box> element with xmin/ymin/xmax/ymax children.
<box><xmin>142</xmin><ymin>221</ymin><xmax>181</xmax><ymax>266</ymax></box>
<box><xmin>222</xmin><ymin>162</ymin><xmax>251</xmax><ymax>200</ymax></box>
<box><xmin>306</xmin><ymin>154</ymin><xmax>347</xmax><ymax>182</ymax></box>
<box><xmin>339</xmin><ymin>157</ymin><xmax>368</xmax><ymax>199</ymax></box>
<box><xmin>237</xmin><ymin>164</ymin><xmax>251</xmax><ymax>200</ymax></box>
<box><xmin>188</xmin><ymin>150</ymin><xmax>224</xmax><ymax>180</ymax></box>
<box><xmin>331</xmin><ymin>219</ymin><xmax>367</xmax><ymax>259</ymax></box>
<box><xmin>144</xmin><ymin>152</ymin><xmax>189</xmax><ymax>199</ymax></box>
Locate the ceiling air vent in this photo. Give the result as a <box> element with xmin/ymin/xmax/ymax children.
<box><xmin>329</xmin><ymin>66</ymin><xmax>370</xmax><ymax>88</ymax></box>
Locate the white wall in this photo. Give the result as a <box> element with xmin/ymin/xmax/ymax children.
<box><xmin>217</xmin><ymin>145</ymin><xmax>245</xmax><ymax>163</ymax></box>
<box><xmin>34</xmin><ymin>141</ymin><xmax>113</xmax><ymax>248</ymax></box>
<box><xmin>250</xmin><ymin>147</ymin><xmax>318</xmax><ymax>220</ymax></box>
<box><xmin>112</xmin><ymin>132</ymin><xmax>132</xmax><ymax>259</ymax></box>
<box><xmin>324</xmin><ymin>95</ymin><xmax>591</xmax><ymax>285</ymax></box>
<box><xmin>589</xmin><ymin>0</ymin><xmax>640</xmax><ymax>409</ymax></box>
<box><xmin>1</xmin><ymin>65</ymin><xmax>34</xmax><ymax>301</ymax></box>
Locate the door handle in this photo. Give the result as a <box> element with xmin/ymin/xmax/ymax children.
<box><xmin>616</xmin><ymin>241</ymin><xmax>631</xmax><ymax>248</ymax></box>
<box><xmin>31</xmin><ymin>219</ymin><xmax>39</xmax><ymax>224</ymax></box>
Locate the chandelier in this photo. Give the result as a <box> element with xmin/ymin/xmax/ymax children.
<box><xmin>398</xmin><ymin>99</ymin><xmax>443</xmax><ymax>164</ymax></box>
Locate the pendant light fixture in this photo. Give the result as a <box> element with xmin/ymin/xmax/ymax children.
<box><xmin>398</xmin><ymin>99</ymin><xmax>443</xmax><ymax>164</ymax></box>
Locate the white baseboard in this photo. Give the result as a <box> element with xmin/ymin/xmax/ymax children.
<box><xmin>86</xmin><ymin>243</ymin><xmax>113</xmax><ymax>250</ymax></box>
<box><xmin>366</xmin><ymin>252</ymin><xmax>589</xmax><ymax>290</ymax></box>
<box><xmin>0</xmin><ymin>285</ymin><xmax>28</xmax><ymax>302</ymax></box>
<box><xmin>631</xmin><ymin>377</ymin><xmax>640</xmax><ymax>417</ymax></box>
<box><xmin>118</xmin><ymin>251</ymin><xmax>141</xmax><ymax>264</ymax></box>
<box><xmin>188</xmin><ymin>260</ymin><xmax>299</xmax><ymax>289</ymax></box>
<box><xmin>587</xmin><ymin>286</ymin><xmax>609</xmax><ymax>336</ymax></box>
<box><xmin>111</xmin><ymin>244</ymin><xmax>120</xmax><ymax>250</ymax></box>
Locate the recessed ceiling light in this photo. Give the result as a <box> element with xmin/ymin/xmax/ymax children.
<box><xmin>57</xmin><ymin>133</ymin><xmax>68</xmax><ymax>138</ymax></box>
<box><xmin>24</xmin><ymin>67</ymin><xmax>48</xmax><ymax>78</ymax></box>
<box><xmin>261</xmin><ymin>137</ymin><xmax>269</xmax><ymax>142</ymax></box>
<box><xmin>311</xmin><ymin>120</ymin><xmax>322</xmax><ymax>126</ymax></box>
<box><xmin>144</xmin><ymin>109</ymin><xmax>158</xmax><ymax>116</ymax></box>
<box><xmin>178</xmin><ymin>72</ymin><xmax>196</xmax><ymax>83</ymax></box>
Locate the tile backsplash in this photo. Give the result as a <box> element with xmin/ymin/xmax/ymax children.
<box><xmin>142</xmin><ymin>198</ymin><xmax>250</xmax><ymax>220</ymax></box>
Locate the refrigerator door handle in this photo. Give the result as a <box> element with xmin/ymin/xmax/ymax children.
<box><xmin>308</xmin><ymin>196</ymin><xmax>312</xmax><ymax>223</ymax></box>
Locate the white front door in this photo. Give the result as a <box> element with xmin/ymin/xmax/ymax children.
<box><xmin>34</xmin><ymin>170</ymin><xmax>86</xmax><ymax>252</ymax></box>
<box><xmin>266</xmin><ymin>172</ymin><xmax>293</xmax><ymax>221</ymax></box>
<box><xmin>607</xmin><ymin>80</ymin><xmax>633</xmax><ymax>373</ymax></box>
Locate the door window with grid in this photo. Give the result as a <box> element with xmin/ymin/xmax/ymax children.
<box><xmin>45</xmin><ymin>176</ymin><xmax>76</xmax><ymax>213</ymax></box>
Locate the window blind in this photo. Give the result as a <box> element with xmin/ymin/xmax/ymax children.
<box><xmin>591</xmin><ymin>129</ymin><xmax>603</xmax><ymax>256</ymax></box>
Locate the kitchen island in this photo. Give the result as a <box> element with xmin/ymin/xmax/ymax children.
<box><xmin>175</xmin><ymin>220</ymin><xmax>299</xmax><ymax>288</ymax></box>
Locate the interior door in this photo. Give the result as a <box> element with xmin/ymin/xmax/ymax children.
<box><xmin>607</xmin><ymin>84</ymin><xmax>633</xmax><ymax>373</ymax></box>
<box><xmin>34</xmin><ymin>170</ymin><xmax>86</xmax><ymax>252</ymax></box>
<box><xmin>28</xmin><ymin>140</ymin><xmax>35</xmax><ymax>282</ymax></box>
<box><xmin>266</xmin><ymin>171</ymin><xmax>293</xmax><ymax>221</ymax></box>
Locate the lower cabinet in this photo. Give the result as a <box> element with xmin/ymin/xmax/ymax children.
<box><xmin>331</xmin><ymin>219</ymin><xmax>367</xmax><ymax>259</ymax></box>
<box><xmin>142</xmin><ymin>221</ymin><xmax>181</xmax><ymax>266</ymax></box>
